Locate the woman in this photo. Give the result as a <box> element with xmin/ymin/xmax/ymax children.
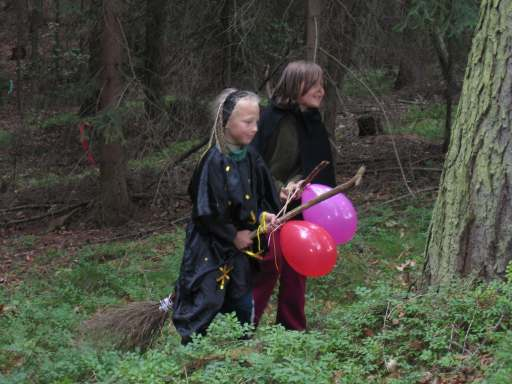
<box><xmin>251</xmin><ymin>61</ymin><xmax>336</xmax><ymax>331</ymax></box>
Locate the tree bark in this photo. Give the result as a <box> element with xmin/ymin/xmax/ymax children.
<box><xmin>424</xmin><ymin>0</ymin><xmax>512</xmax><ymax>285</ymax></box>
<box><xmin>143</xmin><ymin>0</ymin><xmax>168</xmax><ymax>119</ymax></box>
<box><xmin>98</xmin><ymin>0</ymin><xmax>132</xmax><ymax>226</ymax></box>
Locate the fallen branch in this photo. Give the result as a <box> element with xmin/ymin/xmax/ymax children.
<box><xmin>372</xmin><ymin>167</ymin><xmax>442</xmax><ymax>173</ymax></box>
<box><xmin>0</xmin><ymin>204</ymin><xmax>54</xmax><ymax>213</ymax></box>
<box><xmin>4</xmin><ymin>202</ymin><xmax>89</xmax><ymax>226</ymax></box>
<box><xmin>376</xmin><ymin>187</ymin><xmax>438</xmax><ymax>206</ymax></box>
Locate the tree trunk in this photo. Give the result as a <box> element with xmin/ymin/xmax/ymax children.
<box><xmin>53</xmin><ymin>0</ymin><xmax>61</xmax><ymax>84</ymax></box>
<box><xmin>393</xmin><ymin>0</ymin><xmax>416</xmax><ymax>90</ymax></box>
<box><xmin>423</xmin><ymin>0</ymin><xmax>512</xmax><ymax>285</ymax></box>
<box><xmin>321</xmin><ymin>0</ymin><xmax>359</xmax><ymax>140</ymax></box>
<box><xmin>306</xmin><ymin>0</ymin><xmax>322</xmax><ymax>62</ymax></box>
<box><xmin>221</xmin><ymin>0</ymin><xmax>233</xmax><ymax>87</ymax></box>
<box><xmin>29</xmin><ymin>0</ymin><xmax>43</xmax><ymax>97</ymax></box>
<box><xmin>143</xmin><ymin>0</ymin><xmax>168</xmax><ymax>119</ymax></box>
<box><xmin>98</xmin><ymin>0</ymin><xmax>132</xmax><ymax>226</ymax></box>
<box><xmin>79</xmin><ymin>0</ymin><xmax>102</xmax><ymax>117</ymax></box>
<box><xmin>11</xmin><ymin>0</ymin><xmax>27</xmax><ymax>192</ymax></box>
<box><xmin>430</xmin><ymin>29</ymin><xmax>455</xmax><ymax>153</ymax></box>
<box><xmin>14</xmin><ymin>0</ymin><xmax>25</xmax><ymax>116</ymax></box>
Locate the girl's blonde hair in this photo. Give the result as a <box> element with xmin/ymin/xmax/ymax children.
<box><xmin>272</xmin><ymin>61</ymin><xmax>323</xmax><ymax>108</ymax></box>
<box><xmin>208</xmin><ymin>88</ymin><xmax>260</xmax><ymax>154</ymax></box>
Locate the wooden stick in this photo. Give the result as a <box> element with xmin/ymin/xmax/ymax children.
<box><xmin>297</xmin><ymin>160</ymin><xmax>329</xmax><ymax>193</ymax></box>
<box><xmin>250</xmin><ymin>165</ymin><xmax>366</xmax><ymax>238</ymax></box>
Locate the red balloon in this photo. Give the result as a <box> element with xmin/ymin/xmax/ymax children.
<box><xmin>279</xmin><ymin>220</ymin><xmax>337</xmax><ymax>277</ymax></box>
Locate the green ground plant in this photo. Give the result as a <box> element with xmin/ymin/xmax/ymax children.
<box><xmin>343</xmin><ymin>68</ymin><xmax>396</xmax><ymax>97</ymax></box>
<box><xmin>128</xmin><ymin>139</ymin><xmax>201</xmax><ymax>171</ymax></box>
<box><xmin>1</xmin><ymin>200</ymin><xmax>511</xmax><ymax>383</ymax></box>
<box><xmin>389</xmin><ymin>103</ymin><xmax>447</xmax><ymax>141</ymax></box>
<box><xmin>0</xmin><ymin>129</ymin><xmax>13</xmax><ymax>149</ymax></box>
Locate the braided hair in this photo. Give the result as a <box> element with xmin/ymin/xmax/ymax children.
<box><xmin>207</xmin><ymin>88</ymin><xmax>260</xmax><ymax>155</ymax></box>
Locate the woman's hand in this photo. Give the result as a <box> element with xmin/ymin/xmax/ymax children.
<box><xmin>233</xmin><ymin>230</ymin><xmax>253</xmax><ymax>250</ymax></box>
<box><xmin>279</xmin><ymin>180</ymin><xmax>303</xmax><ymax>201</ymax></box>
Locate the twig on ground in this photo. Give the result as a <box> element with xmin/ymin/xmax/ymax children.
<box><xmin>377</xmin><ymin>187</ymin><xmax>438</xmax><ymax>206</ymax></box>
<box><xmin>4</xmin><ymin>202</ymin><xmax>89</xmax><ymax>226</ymax></box>
<box><xmin>0</xmin><ymin>204</ymin><xmax>54</xmax><ymax>213</ymax></box>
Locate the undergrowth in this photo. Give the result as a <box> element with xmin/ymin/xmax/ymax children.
<box><xmin>1</xmin><ymin>201</ymin><xmax>511</xmax><ymax>383</ymax></box>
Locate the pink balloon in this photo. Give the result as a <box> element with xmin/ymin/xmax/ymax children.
<box><xmin>301</xmin><ymin>184</ymin><xmax>358</xmax><ymax>244</ymax></box>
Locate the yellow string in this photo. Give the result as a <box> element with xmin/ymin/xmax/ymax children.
<box><xmin>243</xmin><ymin>250</ymin><xmax>263</xmax><ymax>260</ymax></box>
<box><xmin>243</xmin><ymin>211</ymin><xmax>267</xmax><ymax>260</ymax></box>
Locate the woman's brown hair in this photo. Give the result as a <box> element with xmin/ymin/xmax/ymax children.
<box><xmin>272</xmin><ymin>61</ymin><xmax>323</xmax><ymax>108</ymax></box>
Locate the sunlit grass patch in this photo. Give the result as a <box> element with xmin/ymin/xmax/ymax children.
<box><xmin>388</xmin><ymin>103</ymin><xmax>449</xmax><ymax>141</ymax></box>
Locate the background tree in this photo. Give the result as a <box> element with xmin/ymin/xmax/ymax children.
<box><xmin>221</xmin><ymin>0</ymin><xmax>233</xmax><ymax>87</ymax></box>
<box><xmin>320</xmin><ymin>0</ymin><xmax>361</xmax><ymax>139</ymax></box>
<box><xmin>28</xmin><ymin>0</ymin><xmax>44</xmax><ymax>97</ymax></box>
<box><xmin>97</xmin><ymin>0</ymin><xmax>133</xmax><ymax>225</ymax></box>
<box><xmin>423</xmin><ymin>0</ymin><xmax>512</xmax><ymax>285</ymax></box>
<box><xmin>306</xmin><ymin>0</ymin><xmax>322</xmax><ymax>62</ymax></box>
<box><xmin>400</xmin><ymin>0</ymin><xmax>480</xmax><ymax>151</ymax></box>
<box><xmin>142</xmin><ymin>0</ymin><xmax>169</xmax><ymax>119</ymax></box>
<box><xmin>79</xmin><ymin>0</ymin><xmax>102</xmax><ymax>117</ymax></box>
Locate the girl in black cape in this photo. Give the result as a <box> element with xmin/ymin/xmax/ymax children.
<box><xmin>172</xmin><ymin>89</ymin><xmax>279</xmax><ymax>344</ymax></box>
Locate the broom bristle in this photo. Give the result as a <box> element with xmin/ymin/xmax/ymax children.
<box><xmin>83</xmin><ymin>301</ymin><xmax>170</xmax><ymax>350</ymax></box>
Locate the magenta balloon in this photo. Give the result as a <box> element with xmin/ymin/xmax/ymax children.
<box><xmin>301</xmin><ymin>183</ymin><xmax>358</xmax><ymax>244</ymax></box>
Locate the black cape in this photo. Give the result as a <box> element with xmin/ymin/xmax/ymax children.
<box><xmin>252</xmin><ymin>102</ymin><xmax>336</xmax><ymax>187</ymax></box>
<box><xmin>172</xmin><ymin>146</ymin><xmax>279</xmax><ymax>337</ymax></box>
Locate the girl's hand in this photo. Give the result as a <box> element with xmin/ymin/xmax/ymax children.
<box><xmin>262</xmin><ymin>212</ymin><xmax>278</xmax><ymax>230</ymax></box>
<box><xmin>279</xmin><ymin>180</ymin><xmax>303</xmax><ymax>201</ymax></box>
<box><xmin>233</xmin><ymin>230</ymin><xmax>253</xmax><ymax>250</ymax></box>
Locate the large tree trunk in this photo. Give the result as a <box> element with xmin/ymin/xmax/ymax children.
<box><xmin>143</xmin><ymin>0</ymin><xmax>168</xmax><ymax>119</ymax></box>
<box><xmin>423</xmin><ymin>0</ymin><xmax>512</xmax><ymax>285</ymax></box>
<box><xmin>98</xmin><ymin>0</ymin><xmax>132</xmax><ymax>226</ymax></box>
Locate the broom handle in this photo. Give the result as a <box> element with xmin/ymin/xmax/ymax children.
<box><xmin>249</xmin><ymin>165</ymin><xmax>366</xmax><ymax>239</ymax></box>
<box><xmin>297</xmin><ymin>160</ymin><xmax>329</xmax><ymax>193</ymax></box>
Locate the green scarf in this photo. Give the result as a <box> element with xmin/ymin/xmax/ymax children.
<box><xmin>228</xmin><ymin>146</ymin><xmax>247</xmax><ymax>162</ymax></box>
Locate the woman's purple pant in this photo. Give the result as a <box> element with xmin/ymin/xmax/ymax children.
<box><xmin>252</xmin><ymin>233</ymin><xmax>307</xmax><ymax>330</ymax></box>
